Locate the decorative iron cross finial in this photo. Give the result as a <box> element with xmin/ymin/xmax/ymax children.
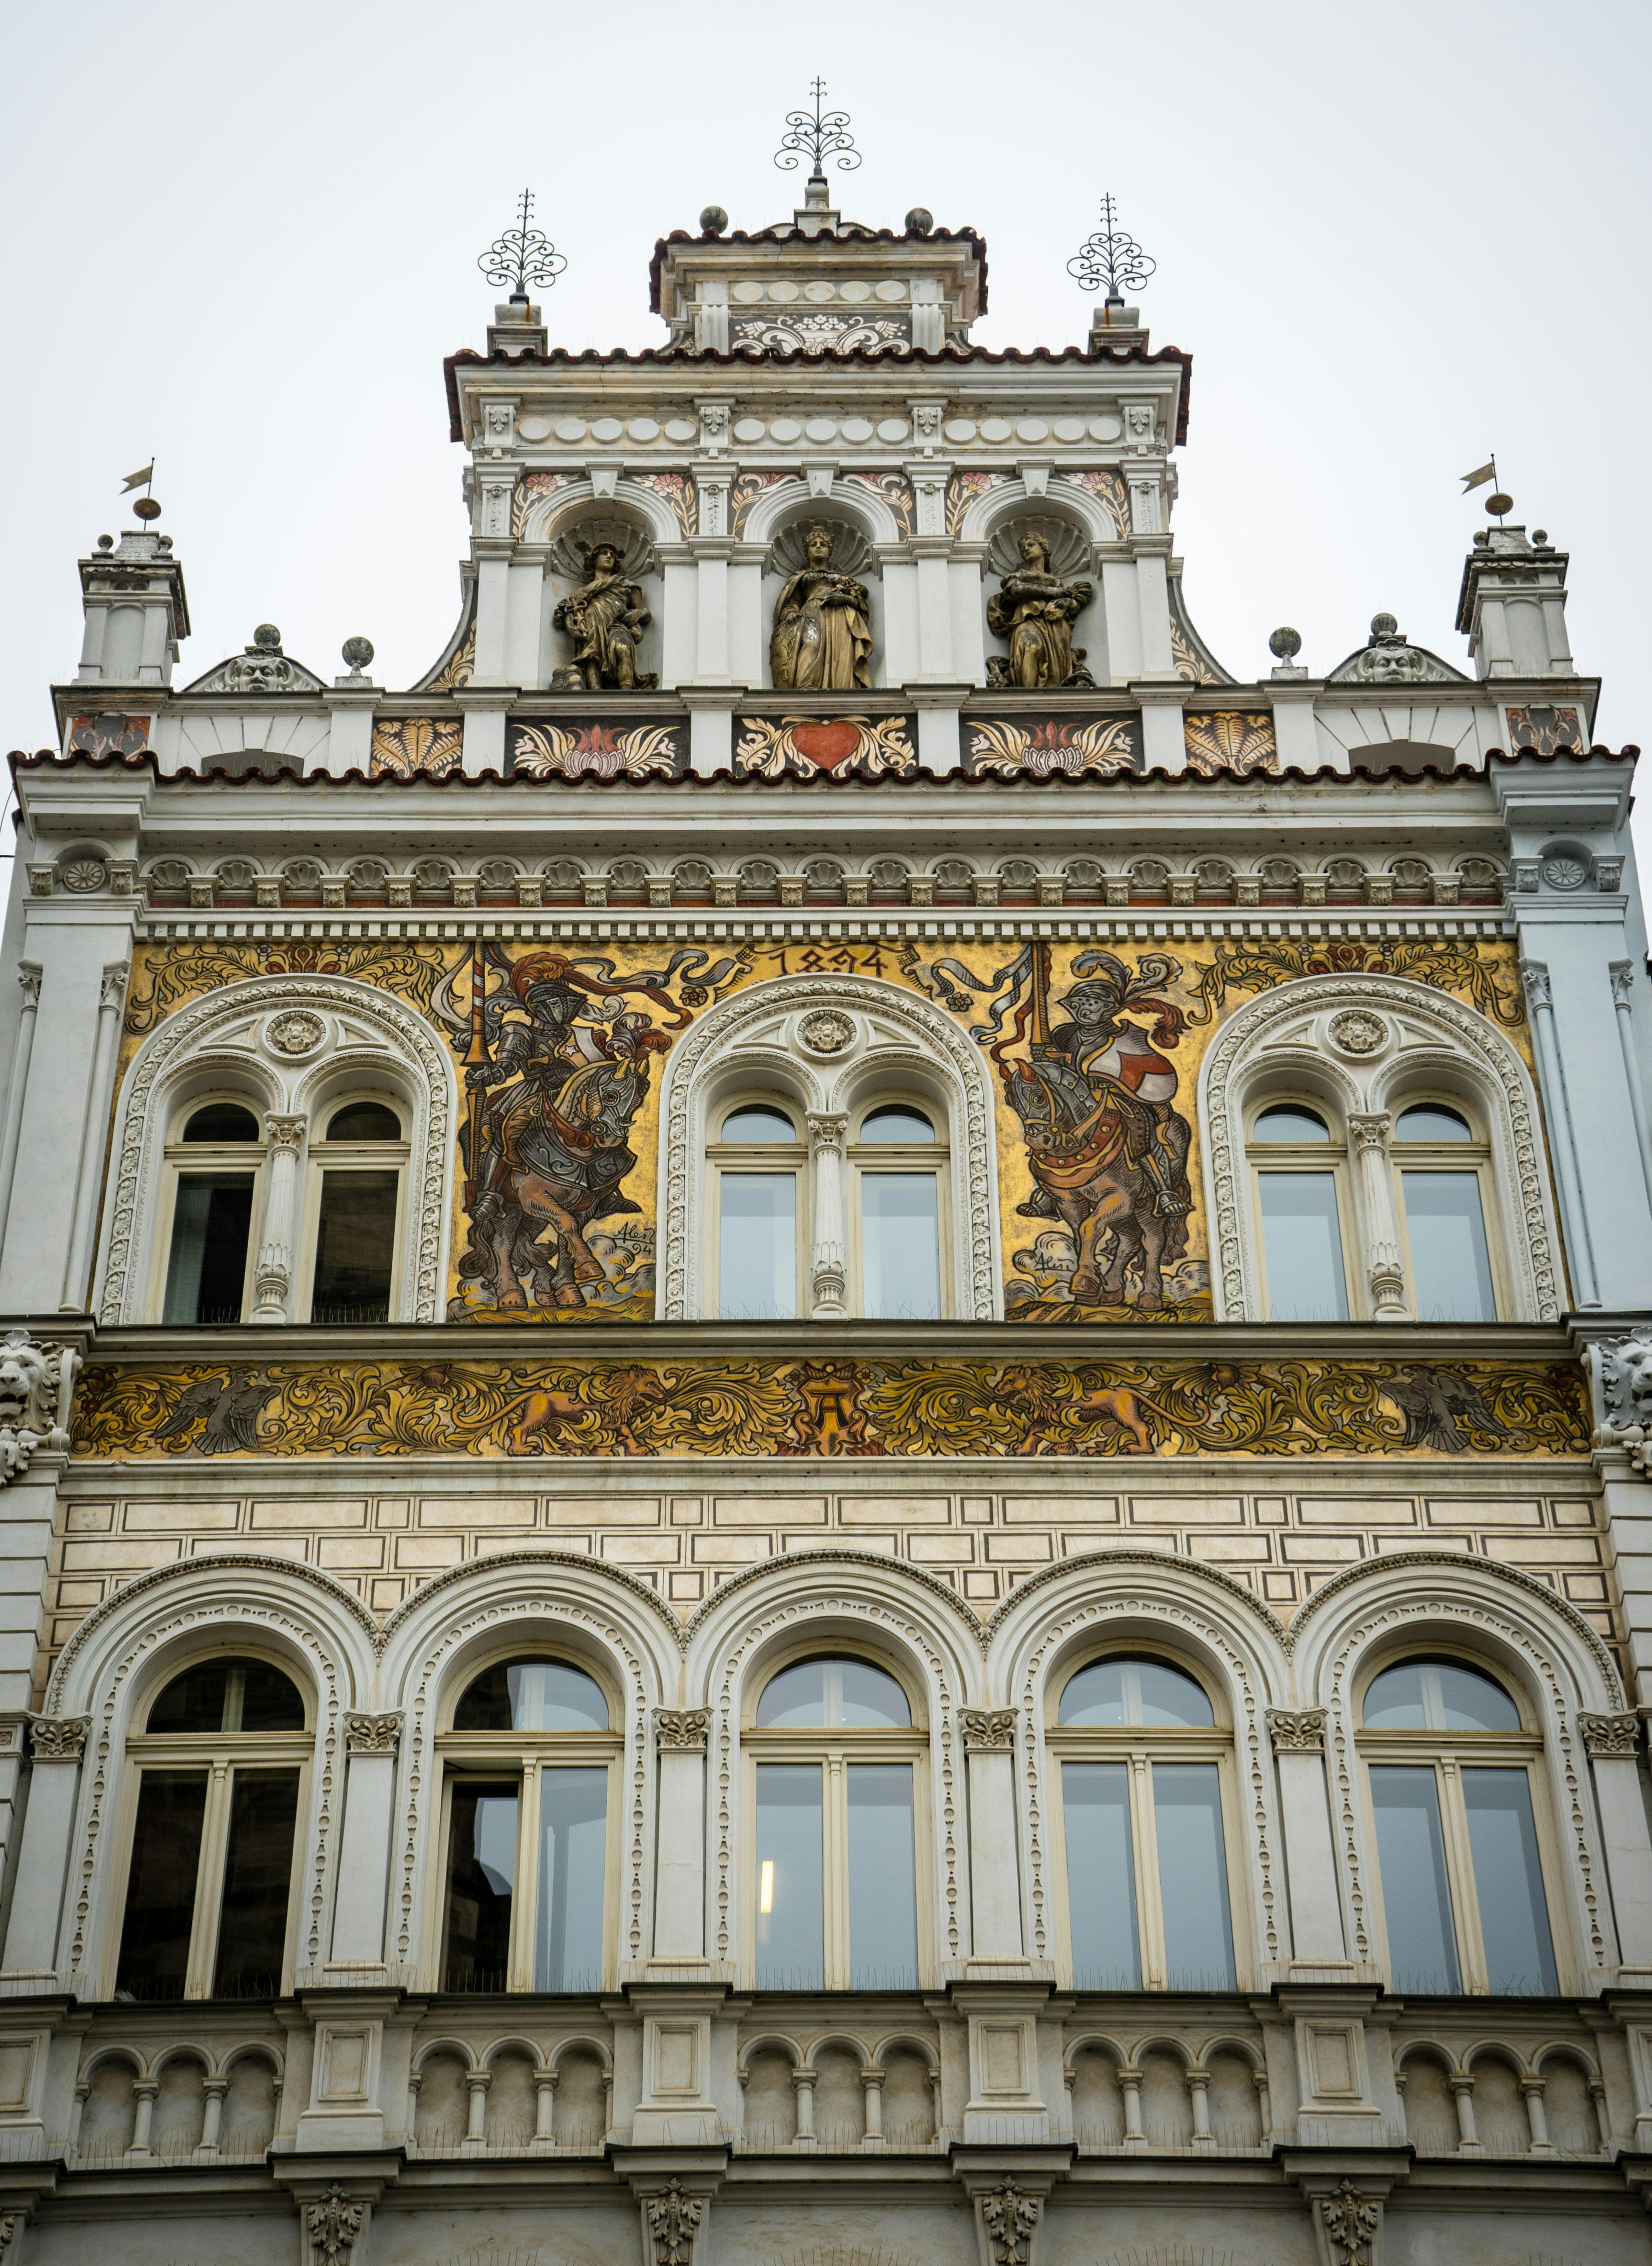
<box><xmin>477</xmin><ymin>187</ymin><xmax>568</xmax><ymax>300</ymax></box>
<box><xmin>775</xmin><ymin>77</ymin><xmax>860</xmax><ymax>179</ymax></box>
<box><xmin>1067</xmin><ymin>193</ymin><xmax>1156</xmax><ymax>303</ymax></box>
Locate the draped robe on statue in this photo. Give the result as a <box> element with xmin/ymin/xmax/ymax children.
<box><xmin>770</xmin><ymin>567</ymin><xmax>874</xmax><ymax>690</ymax></box>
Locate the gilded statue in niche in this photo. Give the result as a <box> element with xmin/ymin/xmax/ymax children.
<box><xmin>552</xmin><ymin>541</ymin><xmax>657</xmax><ymax>691</ymax></box>
<box><xmin>769</xmin><ymin>522</ymin><xmax>873</xmax><ymax>690</ymax></box>
<box><xmin>985</xmin><ymin>531</ymin><xmax>1095</xmax><ymax>689</ymax></box>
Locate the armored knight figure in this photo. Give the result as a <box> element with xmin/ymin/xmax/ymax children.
<box><xmin>986</xmin><ymin>530</ymin><xmax>1095</xmax><ymax>689</ymax></box>
<box><xmin>769</xmin><ymin>521</ymin><xmax>874</xmax><ymax>690</ymax></box>
<box><xmin>553</xmin><ymin>542</ymin><xmax>657</xmax><ymax>691</ymax></box>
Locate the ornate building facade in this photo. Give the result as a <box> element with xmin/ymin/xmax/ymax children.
<box><xmin>0</xmin><ymin>128</ymin><xmax>1649</xmax><ymax>2266</ymax></box>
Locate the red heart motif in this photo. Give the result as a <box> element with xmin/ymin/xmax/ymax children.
<box><xmin>791</xmin><ymin>720</ymin><xmax>862</xmax><ymax>771</ymax></box>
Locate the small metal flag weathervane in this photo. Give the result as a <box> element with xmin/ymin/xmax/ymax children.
<box><xmin>478</xmin><ymin>189</ymin><xmax>568</xmax><ymax>302</ymax></box>
<box><xmin>120</xmin><ymin>462</ymin><xmax>161</xmax><ymax>523</ymax></box>
<box><xmin>1462</xmin><ymin>455</ymin><xmax>1514</xmax><ymax>522</ymax></box>
<box><xmin>774</xmin><ymin>79</ymin><xmax>861</xmax><ymax>180</ymax></box>
<box><xmin>1067</xmin><ymin>194</ymin><xmax>1156</xmax><ymax>304</ymax></box>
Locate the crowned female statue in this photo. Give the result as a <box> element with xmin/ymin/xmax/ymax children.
<box><xmin>769</xmin><ymin>522</ymin><xmax>874</xmax><ymax>690</ymax></box>
<box><xmin>553</xmin><ymin>541</ymin><xmax>656</xmax><ymax>691</ymax></box>
<box><xmin>985</xmin><ymin>530</ymin><xmax>1095</xmax><ymax>689</ymax></box>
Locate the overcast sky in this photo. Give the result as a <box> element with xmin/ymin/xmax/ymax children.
<box><xmin>2</xmin><ymin>0</ymin><xmax>1646</xmax><ymax>872</ymax></box>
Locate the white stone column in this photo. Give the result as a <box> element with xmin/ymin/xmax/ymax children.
<box><xmin>59</xmin><ymin>960</ymin><xmax>128</xmax><ymax>1313</ymax></box>
<box><xmin>0</xmin><ymin>964</ymin><xmax>42</xmax><ymax>1252</ymax></box>
<box><xmin>457</xmin><ymin>689</ymin><xmax>510</xmax><ymax>776</ymax></box>
<box><xmin>1578</xmin><ymin>1710</ymin><xmax>1652</xmax><ymax>1973</ymax></box>
<box><xmin>1267</xmin><ymin>1711</ymin><xmax>1351</xmax><ymax>1971</ymax></box>
<box><xmin>329</xmin><ymin>1713</ymin><xmax>401</xmax><ymax>1972</ymax></box>
<box><xmin>1610</xmin><ymin>960</ymin><xmax>1652</xmax><ymax>1215</ymax></box>
<box><xmin>1346</xmin><ymin>1113</ymin><xmax>1409</xmax><ymax>1322</ymax></box>
<box><xmin>250</xmin><ymin>1113</ymin><xmax>307</xmax><ymax>1324</ymax></box>
<box><xmin>806</xmin><ymin>1113</ymin><xmax>849</xmax><ymax>1320</ymax></box>
<box><xmin>2</xmin><ymin>1713</ymin><xmax>90</xmax><ymax>1981</ymax></box>
<box><xmin>961</xmin><ymin>1709</ymin><xmax>1025</xmax><ymax>1965</ymax></box>
<box><xmin>471</xmin><ymin>541</ymin><xmax>514</xmax><ymax>682</ymax></box>
<box><xmin>652</xmin><ymin>1709</ymin><xmax>709</xmax><ymax>1961</ymax></box>
<box><xmin>1521</xmin><ymin>957</ymin><xmax>1600</xmax><ymax>1306</ymax></box>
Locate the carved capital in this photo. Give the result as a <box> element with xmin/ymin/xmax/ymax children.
<box><xmin>264</xmin><ymin>1113</ymin><xmax>308</xmax><ymax>1155</ymax></box>
<box><xmin>980</xmin><ymin>2178</ymin><xmax>1042</xmax><ymax>2266</ymax></box>
<box><xmin>345</xmin><ymin>1710</ymin><xmax>402</xmax><ymax>1755</ymax></box>
<box><xmin>654</xmin><ymin>1707</ymin><xmax>710</xmax><ymax>1754</ymax></box>
<box><xmin>304</xmin><ymin>2183</ymin><xmax>367</xmax><ymax>2266</ymax></box>
<box><xmin>806</xmin><ymin>1111</ymin><xmax>849</xmax><ymax>1158</ymax></box>
<box><xmin>645</xmin><ymin>2179</ymin><xmax>703</xmax><ymax>2266</ymax></box>
<box><xmin>1345</xmin><ymin>1112</ymin><xmax>1391</xmax><ymax>1155</ymax></box>
<box><xmin>960</xmin><ymin>1707</ymin><xmax>1017</xmax><ymax>1754</ymax></box>
<box><xmin>1519</xmin><ymin>956</ymin><xmax>1553</xmax><ymax>1012</ymax></box>
<box><xmin>1611</xmin><ymin>959</ymin><xmax>1636</xmax><ymax>1010</ymax></box>
<box><xmin>1266</xmin><ymin>1707</ymin><xmax>1328</xmax><ymax>1754</ymax></box>
<box><xmin>27</xmin><ymin>1713</ymin><xmax>90</xmax><ymax>1762</ymax></box>
<box><xmin>16</xmin><ymin>965</ymin><xmax>40</xmax><ymax>1011</ymax></box>
<box><xmin>1318</xmin><ymin>2182</ymin><xmax>1380</xmax><ymax>2266</ymax></box>
<box><xmin>1578</xmin><ymin>1709</ymin><xmax>1640</xmax><ymax>1758</ymax></box>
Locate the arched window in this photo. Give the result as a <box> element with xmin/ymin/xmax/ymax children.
<box><xmin>1391</xmin><ymin>1103</ymin><xmax>1498</xmax><ymax>1320</ymax></box>
<box><xmin>1248</xmin><ymin>1101</ymin><xmax>1350</xmax><ymax>1321</ymax></box>
<box><xmin>1052</xmin><ymin>1653</ymin><xmax>1237</xmax><ymax>1990</ymax></box>
<box><xmin>851</xmin><ymin>1101</ymin><xmax>948</xmax><ymax>1320</ymax></box>
<box><xmin>710</xmin><ymin>1098</ymin><xmax>805</xmax><ymax>1319</ymax></box>
<box><xmin>160</xmin><ymin>1099</ymin><xmax>265</xmax><ymax>1324</ymax></box>
<box><xmin>1360</xmin><ymin>1655</ymin><xmax>1557</xmax><ymax>1994</ymax></box>
<box><xmin>115</xmin><ymin>1655</ymin><xmax>309</xmax><ymax>2001</ymax></box>
<box><xmin>299</xmin><ymin>1096</ymin><xmax>408</xmax><ymax>1324</ymax></box>
<box><xmin>748</xmin><ymin>1654</ymin><xmax>922</xmax><ymax>1990</ymax></box>
<box><xmin>437</xmin><ymin>1656</ymin><xmax>617</xmax><ymax>1993</ymax></box>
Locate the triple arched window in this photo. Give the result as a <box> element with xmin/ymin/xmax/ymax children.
<box><xmin>156</xmin><ymin>1094</ymin><xmax>409</xmax><ymax>1324</ymax></box>
<box><xmin>1248</xmin><ymin>1096</ymin><xmax>1499</xmax><ymax>1321</ymax></box>
<box><xmin>709</xmin><ymin>1096</ymin><xmax>950</xmax><ymax>1320</ymax></box>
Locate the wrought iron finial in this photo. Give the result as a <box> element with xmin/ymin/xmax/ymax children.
<box><xmin>774</xmin><ymin>77</ymin><xmax>860</xmax><ymax>180</ymax></box>
<box><xmin>1067</xmin><ymin>193</ymin><xmax>1156</xmax><ymax>303</ymax></box>
<box><xmin>477</xmin><ymin>188</ymin><xmax>568</xmax><ymax>301</ymax></box>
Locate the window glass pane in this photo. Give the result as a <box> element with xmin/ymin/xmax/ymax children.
<box><xmin>1062</xmin><ymin>1761</ymin><xmax>1140</xmax><ymax>1987</ymax></box>
<box><xmin>1463</xmin><ymin>1768</ymin><xmax>1557</xmax><ymax>1994</ymax></box>
<box><xmin>1395</xmin><ymin>1105</ymin><xmax>1472</xmax><ymax>1141</ymax></box>
<box><xmin>453</xmin><ymin>1658</ymin><xmax>609</xmax><ymax>1732</ymax></box>
<box><xmin>718</xmin><ymin>1173</ymin><xmax>796</xmax><ymax>1319</ymax></box>
<box><xmin>848</xmin><ymin>1763</ymin><xmax>918</xmax><ymax>1987</ymax></box>
<box><xmin>721</xmin><ymin>1105</ymin><xmax>797</xmax><ymax>1142</ymax></box>
<box><xmin>443</xmin><ymin>1781</ymin><xmax>518</xmax><ymax>1991</ymax></box>
<box><xmin>1370</xmin><ymin>1764</ymin><xmax>1460</xmax><ymax>1991</ymax></box>
<box><xmin>163</xmin><ymin>1173</ymin><xmax>254</xmax><ymax>1324</ymax></box>
<box><xmin>860</xmin><ymin>1105</ymin><xmax>935</xmax><ymax>1142</ymax></box>
<box><xmin>212</xmin><ymin>1769</ymin><xmax>299</xmax><ymax>1997</ymax></box>
<box><xmin>236</xmin><ymin>1660</ymin><xmax>306</xmax><ymax>1732</ymax></box>
<box><xmin>1059</xmin><ymin>1657</ymin><xmax>1213</xmax><ymax>1728</ymax></box>
<box><xmin>756</xmin><ymin>1763</ymin><xmax>824</xmax><ymax>1988</ymax></box>
<box><xmin>1259</xmin><ymin>1172</ymin><xmax>1348</xmax><ymax>1321</ymax></box>
<box><xmin>860</xmin><ymin>1173</ymin><xmax>941</xmax><ymax>1320</ymax></box>
<box><xmin>1153</xmin><ymin>1762</ymin><xmax>1236</xmax><ymax>1988</ymax></box>
<box><xmin>1364</xmin><ymin>1659</ymin><xmax>1518</xmax><ymax>1733</ymax></box>
<box><xmin>1253</xmin><ymin>1105</ymin><xmax>1330</xmax><ymax>1141</ymax></box>
<box><xmin>183</xmin><ymin>1103</ymin><xmax>260</xmax><ymax>1142</ymax></box>
<box><xmin>1401</xmin><ymin>1171</ymin><xmax>1496</xmax><ymax>1321</ymax></box>
<box><xmin>310</xmin><ymin>1168</ymin><xmax>398</xmax><ymax>1324</ymax></box>
<box><xmin>116</xmin><ymin>1771</ymin><xmax>207</xmax><ymax>2001</ymax></box>
<box><xmin>148</xmin><ymin>1661</ymin><xmax>232</xmax><ymax>1733</ymax></box>
<box><xmin>756</xmin><ymin>1657</ymin><xmax>910</xmax><ymax>1729</ymax></box>
<box><xmin>326</xmin><ymin>1101</ymin><xmax>401</xmax><ymax>1140</ymax></box>
<box><xmin>535</xmin><ymin>1767</ymin><xmax>607</xmax><ymax>1991</ymax></box>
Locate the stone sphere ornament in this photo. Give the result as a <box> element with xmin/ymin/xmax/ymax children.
<box><xmin>341</xmin><ymin>636</ymin><xmax>375</xmax><ymax>671</ymax></box>
<box><xmin>699</xmin><ymin>206</ymin><xmax>728</xmax><ymax>234</ymax></box>
<box><xmin>253</xmin><ymin>624</ymin><xmax>283</xmax><ymax>650</ymax></box>
<box><xmin>1268</xmin><ymin>626</ymin><xmax>1301</xmax><ymax>660</ymax></box>
<box><xmin>905</xmin><ymin>207</ymin><xmax>934</xmax><ymax>235</ymax></box>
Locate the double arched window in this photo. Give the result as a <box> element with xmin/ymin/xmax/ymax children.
<box><xmin>710</xmin><ymin>1096</ymin><xmax>950</xmax><ymax>1320</ymax></box>
<box><xmin>747</xmin><ymin>1653</ymin><xmax>925</xmax><ymax>1989</ymax></box>
<box><xmin>1248</xmin><ymin>1096</ymin><xmax>1499</xmax><ymax>1322</ymax></box>
<box><xmin>114</xmin><ymin>1654</ymin><xmax>309</xmax><ymax>2001</ymax></box>
<box><xmin>1051</xmin><ymin>1654</ymin><xmax>1238</xmax><ymax>1991</ymax></box>
<box><xmin>156</xmin><ymin>1094</ymin><xmax>408</xmax><ymax>1324</ymax></box>
<box><xmin>435</xmin><ymin>1656</ymin><xmax>619</xmax><ymax>1993</ymax></box>
<box><xmin>1360</xmin><ymin>1654</ymin><xmax>1558</xmax><ymax>1995</ymax></box>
